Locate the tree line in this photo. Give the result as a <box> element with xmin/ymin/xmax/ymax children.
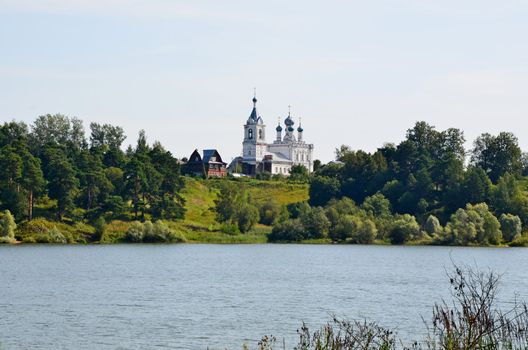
<box><xmin>269</xmin><ymin>121</ymin><xmax>528</xmax><ymax>245</ymax></box>
<box><xmin>0</xmin><ymin>114</ymin><xmax>185</xmax><ymax>226</ymax></box>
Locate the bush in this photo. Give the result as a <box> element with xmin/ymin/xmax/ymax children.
<box><xmin>268</xmin><ymin>219</ymin><xmax>305</xmax><ymax>242</ymax></box>
<box><xmin>300</xmin><ymin>206</ymin><xmax>330</xmax><ymax>239</ymax></box>
<box><xmin>445</xmin><ymin>203</ymin><xmax>502</xmax><ymax>245</ymax></box>
<box><xmin>237</xmin><ymin>204</ymin><xmax>260</xmax><ymax>233</ymax></box>
<box><xmin>125</xmin><ymin>221</ymin><xmax>144</xmax><ymax>242</ymax></box>
<box><xmin>351</xmin><ymin>218</ymin><xmax>377</xmax><ymax>244</ymax></box>
<box><xmin>93</xmin><ymin>217</ymin><xmax>106</xmax><ymax>241</ymax></box>
<box><xmin>35</xmin><ymin>226</ymin><xmax>67</xmax><ymax>244</ymax></box>
<box><xmin>125</xmin><ymin>220</ymin><xmax>186</xmax><ymax>243</ymax></box>
<box><xmin>0</xmin><ymin>210</ymin><xmax>16</xmax><ymax>243</ymax></box>
<box><xmin>389</xmin><ymin>214</ymin><xmax>420</xmax><ymax>244</ymax></box>
<box><xmin>500</xmin><ymin>213</ymin><xmax>522</xmax><ymax>242</ymax></box>
<box><xmin>259</xmin><ymin>200</ymin><xmax>288</xmax><ymax>226</ymax></box>
<box><xmin>423</xmin><ymin>215</ymin><xmax>443</xmax><ymax>237</ymax></box>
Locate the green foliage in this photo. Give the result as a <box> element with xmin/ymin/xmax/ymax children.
<box><xmin>389</xmin><ymin>214</ymin><xmax>420</xmax><ymax>244</ymax></box>
<box><xmin>237</xmin><ymin>204</ymin><xmax>260</xmax><ymax>233</ymax></box>
<box><xmin>125</xmin><ymin>220</ymin><xmax>186</xmax><ymax>243</ymax></box>
<box><xmin>471</xmin><ymin>132</ymin><xmax>522</xmax><ymax>182</ymax></box>
<box><xmin>259</xmin><ymin>200</ymin><xmax>288</xmax><ymax>226</ymax></box>
<box><xmin>289</xmin><ymin>164</ymin><xmax>310</xmax><ymax>183</ymax></box>
<box><xmin>214</xmin><ymin>182</ymin><xmax>260</xmax><ymax>233</ymax></box>
<box><xmin>300</xmin><ymin>206</ymin><xmax>330</xmax><ymax>239</ymax></box>
<box><xmin>0</xmin><ymin>210</ymin><xmax>16</xmax><ymax>243</ymax></box>
<box><xmin>268</xmin><ymin>219</ymin><xmax>305</xmax><ymax>242</ymax></box>
<box><xmin>93</xmin><ymin>217</ymin><xmax>106</xmax><ymax>242</ymax></box>
<box><xmin>309</xmin><ymin>176</ymin><xmax>340</xmax><ymax>207</ymax></box>
<box><xmin>445</xmin><ymin>203</ymin><xmax>502</xmax><ymax>245</ymax></box>
<box><xmin>423</xmin><ymin>215</ymin><xmax>443</xmax><ymax>237</ymax></box>
<box><xmin>499</xmin><ymin>213</ymin><xmax>522</xmax><ymax>242</ymax></box>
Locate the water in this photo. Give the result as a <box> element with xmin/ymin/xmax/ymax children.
<box><xmin>0</xmin><ymin>244</ymin><xmax>527</xmax><ymax>349</ymax></box>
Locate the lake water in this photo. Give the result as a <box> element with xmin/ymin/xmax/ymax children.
<box><xmin>0</xmin><ymin>245</ymin><xmax>527</xmax><ymax>349</ymax></box>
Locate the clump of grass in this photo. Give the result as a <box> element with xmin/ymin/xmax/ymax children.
<box><xmin>254</xmin><ymin>264</ymin><xmax>528</xmax><ymax>349</ymax></box>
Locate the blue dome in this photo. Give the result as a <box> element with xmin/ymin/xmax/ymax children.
<box><xmin>276</xmin><ymin>124</ymin><xmax>283</xmax><ymax>132</ymax></box>
<box><xmin>297</xmin><ymin>126</ymin><xmax>304</xmax><ymax>132</ymax></box>
<box><xmin>284</xmin><ymin>116</ymin><xmax>294</xmax><ymax>127</ymax></box>
<box><xmin>287</xmin><ymin>126</ymin><xmax>294</xmax><ymax>132</ymax></box>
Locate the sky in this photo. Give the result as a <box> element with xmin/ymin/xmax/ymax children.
<box><xmin>1</xmin><ymin>0</ymin><xmax>527</xmax><ymax>162</ymax></box>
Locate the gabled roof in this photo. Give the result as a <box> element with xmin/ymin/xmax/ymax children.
<box><xmin>203</xmin><ymin>149</ymin><xmax>226</xmax><ymax>164</ymax></box>
<box><xmin>189</xmin><ymin>149</ymin><xmax>202</xmax><ymax>162</ymax></box>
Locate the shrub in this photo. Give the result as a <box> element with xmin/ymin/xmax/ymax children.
<box><xmin>268</xmin><ymin>219</ymin><xmax>305</xmax><ymax>242</ymax></box>
<box><xmin>423</xmin><ymin>215</ymin><xmax>443</xmax><ymax>237</ymax></box>
<box><xmin>300</xmin><ymin>206</ymin><xmax>330</xmax><ymax>239</ymax></box>
<box><xmin>351</xmin><ymin>218</ymin><xmax>377</xmax><ymax>244</ymax></box>
<box><xmin>500</xmin><ymin>213</ymin><xmax>522</xmax><ymax>242</ymax></box>
<box><xmin>389</xmin><ymin>214</ymin><xmax>420</xmax><ymax>244</ymax></box>
<box><xmin>93</xmin><ymin>217</ymin><xmax>106</xmax><ymax>241</ymax></box>
<box><xmin>0</xmin><ymin>210</ymin><xmax>16</xmax><ymax>243</ymax></box>
<box><xmin>36</xmin><ymin>226</ymin><xmax>67</xmax><ymax>244</ymax></box>
<box><xmin>125</xmin><ymin>221</ymin><xmax>144</xmax><ymax>242</ymax></box>
<box><xmin>445</xmin><ymin>203</ymin><xmax>502</xmax><ymax>245</ymax></box>
<box><xmin>125</xmin><ymin>220</ymin><xmax>186</xmax><ymax>243</ymax></box>
<box><xmin>259</xmin><ymin>200</ymin><xmax>287</xmax><ymax>226</ymax></box>
<box><xmin>330</xmin><ymin>215</ymin><xmax>359</xmax><ymax>241</ymax></box>
<box><xmin>237</xmin><ymin>204</ymin><xmax>260</xmax><ymax>233</ymax></box>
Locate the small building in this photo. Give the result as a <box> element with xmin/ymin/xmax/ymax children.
<box><xmin>186</xmin><ymin>149</ymin><xmax>227</xmax><ymax>178</ymax></box>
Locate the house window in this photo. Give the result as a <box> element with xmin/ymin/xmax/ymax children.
<box><xmin>248</xmin><ymin>129</ymin><xmax>253</xmax><ymax>139</ymax></box>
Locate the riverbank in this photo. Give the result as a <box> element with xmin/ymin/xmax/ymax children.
<box><xmin>4</xmin><ymin>177</ymin><xmax>528</xmax><ymax>247</ymax></box>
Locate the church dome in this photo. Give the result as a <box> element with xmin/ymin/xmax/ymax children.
<box><xmin>287</xmin><ymin>126</ymin><xmax>294</xmax><ymax>132</ymax></box>
<box><xmin>297</xmin><ymin>125</ymin><xmax>303</xmax><ymax>132</ymax></box>
<box><xmin>284</xmin><ymin>115</ymin><xmax>294</xmax><ymax>127</ymax></box>
<box><xmin>276</xmin><ymin>124</ymin><xmax>283</xmax><ymax>132</ymax></box>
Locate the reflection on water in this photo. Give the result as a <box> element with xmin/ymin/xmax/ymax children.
<box><xmin>0</xmin><ymin>244</ymin><xmax>527</xmax><ymax>349</ymax></box>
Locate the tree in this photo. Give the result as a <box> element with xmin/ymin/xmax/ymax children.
<box><xmin>499</xmin><ymin>214</ymin><xmax>522</xmax><ymax>242</ymax></box>
<box><xmin>300</xmin><ymin>206</ymin><xmax>330</xmax><ymax>239</ymax></box>
<box><xmin>289</xmin><ymin>164</ymin><xmax>310</xmax><ymax>183</ymax></box>
<box><xmin>237</xmin><ymin>204</ymin><xmax>260</xmax><ymax>233</ymax></box>
<box><xmin>490</xmin><ymin>173</ymin><xmax>528</xmax><ymax>224</ymax></box>
<box><xmin>389</xmin><ymin>214</ymin><xmax>420</xmax><ymax>244</ymax></box>
<box><xmin>20</xmin><ymin>151</ymin><xmax>45</xmax><ymax>220</ymax></box>
<box><xmin>445</xmin><ymin>203</ymin><xmax>501</xmax><ymax>245</ymax></box>
<box><xmin>361</xmin><ymin>193</ymin><xmax>391</xmax><ymax>218</ymax></box>
<box><xmin>309</xmin><ymin>176</ymin><xmax>340</xmax><ymax>206</ymax></box>
<box><xmin>471</xmin><ymin>132</ymin><xmax>522</xmax><ymax>182</ymax></box>
<box><xmin>268</xmin><ymin>219</ymin><xmax>305</xmax><ymax>242</ymax></box>
<box><xmin>30</xmin><ymin>114</ymin><xmax>87</xmax><ymax>153</ymax></box>
<box><xmin>259</xmin><ymin>200</ymin><xmax>288</xmax><ymax>226</ymax></box>
<box><xmin>46</xmin><ymin>150</ymin><xmax>79</xmax><ymax>220</ymax></box>
<box><xmin>89</xmin><ymin>122</ymin><xmax>126</xmax><ymax>149</ymax></box>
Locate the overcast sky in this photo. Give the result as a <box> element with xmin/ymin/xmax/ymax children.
<box><xmin>1</xmin><ymin>0</ymin><xmax>527</xmax><ymax>162</ymax></box>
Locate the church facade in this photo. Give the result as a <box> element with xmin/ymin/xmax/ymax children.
<box><xmin>230</xmin><ymin>96</ymin><xmax>314</xmax><ymax>176</ymax></box>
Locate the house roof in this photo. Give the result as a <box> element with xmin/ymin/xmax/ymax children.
<box><xmin>203</xmin><ymin>149</ymin><xmax>226</xmax><ymax>164</ymax></box>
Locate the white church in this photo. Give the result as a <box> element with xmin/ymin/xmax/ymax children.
<box><xmin>230</xmin><ymin>95</ymin><xmax>314</xmax><ymax>176</ymax></box>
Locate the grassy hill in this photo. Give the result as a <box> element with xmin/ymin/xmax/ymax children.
<box><xmin>14</xmin><ymin>178</ymin><xmax>309</xmax><ymax>244</ymax></box>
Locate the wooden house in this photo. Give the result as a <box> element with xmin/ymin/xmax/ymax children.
<box><xmin>186</xmin><ymin>149</ymin><xmax>227</xmax><ymax>178</ymax></box>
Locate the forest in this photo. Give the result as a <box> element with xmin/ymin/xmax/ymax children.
<box><xmin>0</xmin><ymin>114</ymin><xmax>527</xmax><ymax>246</ymax></box>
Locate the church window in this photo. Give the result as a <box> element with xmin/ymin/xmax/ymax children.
<box><xmin>259</xmin><ymin>129</ymin><xmax>263</xmax><ymax>139</ymax></box>
<box><xmin>302</xmin><ymin>154</ymin><xmax>304</xmax><ymax>161</ymax></box>
<box><xmin>248</xmin><ymin>129</ymin><xmax>253</xmax><ymax>139</ymax></box>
